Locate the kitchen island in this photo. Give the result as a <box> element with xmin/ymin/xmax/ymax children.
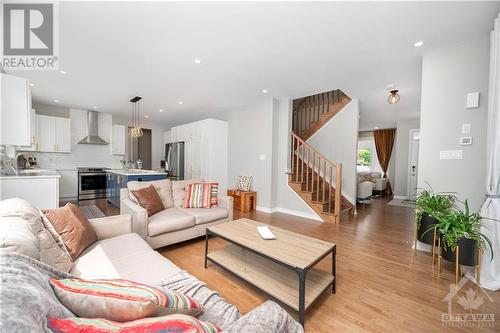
<box><xmin>0</xmin><ymin>170</ymin><xmax>61</xmax><ymax>209</ymax></box>
<box><xmin>106</xmin><ymin>169</ymin><xmax>168</xmax><ymax>207</ymax></box>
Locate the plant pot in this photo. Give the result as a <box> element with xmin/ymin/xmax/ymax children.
<box><xmin>440</xmin><ymin>237</ymin><xmax>478</xmax><ymax>266</ymax></box>
<box><xmin>417</xmin><ymin>214</ymin><xmax>438</xmax><ymax>245</ymax></box>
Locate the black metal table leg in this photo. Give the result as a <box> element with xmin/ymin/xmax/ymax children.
<box><xmin>332</xmin><ymin>245</ymin><xmax>336</xmax><ymax>294</ymax></box>
<box><xmin>204</xmin><ymin>229</ymin><xmax>209</xmax><ymax>269</ymax></box>
<box><xmin>298</xmin><ymin>269</ymin><xmax>306</xmax><ymax>327</ymax></box>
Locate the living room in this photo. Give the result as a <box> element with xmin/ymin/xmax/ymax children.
<box><xmin>1</xmin><ymin>2</ymin><xmax>500</xmax><ymax>332</ymax></box>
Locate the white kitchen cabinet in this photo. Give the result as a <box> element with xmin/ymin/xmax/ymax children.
<box><xmin>1</xmin><ymin>73</ymin><xmax>32</xmax><ymax>146</ymax></box>
<box><xmin>55</xmin><ymin>117</ymin><xmax>71</xmax><ymax>152</ymax></box>
<box><xmin>163</xmin><ymin>131</ymin><xmax>171</xmax><ymax>144</ymax></box>
<box><xmin>111</xmin><ymin>124</ymin><xmax>126</xmax><ymax>155</ymax></box>
<box><xmin>0</xmin><ymin>175</ymin><xmax>59</xmax><ymax>209</ymax></box>
<box><xmin>170</xmin><ymin>119</ymin><xmax>228</xmax><ymax>192</ymax></box>
<box><xmin>58</xmin><ymin>170</ymin><xmax>78</xmax><ymax>199</ymax></box>
<box><xmin>34</xmin><ymin>115</ymin><xmax>71</xmax><ymax>153</ymax></box>
<box><xmin>18</xmin><ymin>109</ymin><xmax>37</xmax><ymax>151</ymax></box>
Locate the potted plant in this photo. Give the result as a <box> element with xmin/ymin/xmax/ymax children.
<box><xmin>415</xmin><ymin>187</ymin><xmax>456</xmax><ymax>245</ymax></box>
<box><xmin>425</xmin><ymin>200</ymin><xmax>494</xmax><ymax>265</ymax></box>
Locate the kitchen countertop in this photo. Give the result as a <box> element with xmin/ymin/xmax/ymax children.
<box><xmin>0</xmin><ymin>169</ymin><xmax>61</xmax><ymax>179</ymax></box>
<box><xmin>106</xmin><ymin>169</ymin><xmax>168</xmax><ymax>176</ymax></box>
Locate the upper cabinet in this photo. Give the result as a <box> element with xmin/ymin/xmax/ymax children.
<box><xmin>111</xmin><ymin>124</ymin><xmax>126</xmax><ymax>155</ymax></box>
<box><xmin>0</xmin><ymin>73</ymin><xmax>32</xmax><ymax>146</ymax></box>
<box><xmin>34</xmin><ymin>115</ymin><xmax>71</xmax><ymax>153</ymax></box>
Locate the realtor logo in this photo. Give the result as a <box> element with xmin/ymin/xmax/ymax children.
<box><xmin>1</xmin><ymin>1</ymin><xmax>59</xmax><ymax>70</ymax></box>
<box><xmin>442</xmin><ymin>272</ymin><xmax>495</xmax><ymax>328</ymax></box>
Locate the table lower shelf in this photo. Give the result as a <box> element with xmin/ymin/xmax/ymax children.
<box><xmin>207</xmin><ymin>244</ymin><xmax>334</xmax><ymax>311</ymax></box>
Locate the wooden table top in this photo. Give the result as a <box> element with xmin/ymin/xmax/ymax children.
<box><xmin>208</xmin><ymin>218</ymin><xmax>335</xmax><ymax>269</ymax></box>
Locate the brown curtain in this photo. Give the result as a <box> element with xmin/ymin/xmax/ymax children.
<box><xmin>373</xmin><ymin>128</ymin><xmax>396</xmax><ymax>194</ymax></box>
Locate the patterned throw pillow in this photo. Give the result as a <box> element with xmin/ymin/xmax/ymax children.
<box><xmin>47</xmin><ymin>314</ymin><xmax>221</xmax><ymax>333</ymax></box>
<box><xmin>184</xmin><ymin>183</ymin><xmax>212</xmax><ymax>208</ymax></box>
<box><xmin>206</xmin><ymin>182</ymin><xmax>219</xmax><ymax>207</ymax></box>
<box><xmin>236</xmin><ymin>175</ymin><xmax>253</xmax><ymax>192</ymax></box>
<box><xmin>50</xmin><ymin>278</ymin><xmax>204</xmax><ymax>322</ymax></box>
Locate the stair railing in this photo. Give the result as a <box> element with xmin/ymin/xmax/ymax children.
<box><xmin>292</xmin><ymin>89</ymin><xmax>345</xmax><ymax>138</ymax></box>
<box><xmin>290</xmin><ymin>132</ymin><xmax>342</xmax><ymax>218</ymax></box>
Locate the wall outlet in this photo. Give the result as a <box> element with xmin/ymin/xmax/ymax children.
<box><xmin>439</xmin><ymin>150</ymin><xmax>463</xmax><ymax>160</ymax></box>
<box><xmin>466</xmin><ymin>92</ymin><xmax>479</xmax><ymax>109</ymax></box>
<box><xmin>462</xmin><ymin>123</ymin><xmax>471</xmax><ymax>133</ymax></box>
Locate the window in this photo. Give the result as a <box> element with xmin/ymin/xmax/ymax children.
<box><xmin>357</xmin><ymin>148</ymin><xmax>372</xmax><ymax>172</ymax></box>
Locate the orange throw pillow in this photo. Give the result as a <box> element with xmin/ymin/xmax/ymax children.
<box><xmin>42</xmin><ymin>203</ymin><xmax>98</xmax><ymax>261</ymax></box>
<box><xmin>131</xmin><ymin>185</ymin><xmax>165</xmax><ymax>217</ymax></box>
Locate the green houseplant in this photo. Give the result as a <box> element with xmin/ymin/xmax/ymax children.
<box><xmin>424</xmin><ymin>200</ymin><xmax>494</xmax><ymax>265</ymax></box>
<box><xmin>415</xmin><ymin>186</ymin><xmax>456</xmax><ymax>245</ymax></box>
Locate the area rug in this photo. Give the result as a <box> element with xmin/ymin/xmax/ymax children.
<box><xmin>79</xmin><ymin>205</ymin><xmax>106</xmax><ymax>219</ymax></box>
<box><xmin>387</xmin><ymin>198</ymin><xmax>416</xmax><ymax>209</ymax></box>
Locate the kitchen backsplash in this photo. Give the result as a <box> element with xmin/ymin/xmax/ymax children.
<box><xmin>21</xmin><ymin>109</ymin><xmax>124</xmax><ymax>170</ymax></box>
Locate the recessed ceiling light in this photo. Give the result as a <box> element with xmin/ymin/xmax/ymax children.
<box><xmin>54</xmin><ymin>99</ymin><xmax>59</xmax><ymax>103</ymax></box>
<box><xmin>194</xmin><ymin>59</ymin><xmax>201</xmax><ymax>64</ymax></box>
<box><xmin>29</xmin><ymin>83</ymin><xmax>34</xmax><ymax>87</ymax></box>
<box><xmin>144</xmin><ymin>115</ymin><xmax>149</xmax><ymax>118</ymax></box>
<box><xmin>177</xmin><ymin>101</ymin><xmax>183</xmax><ymax>105</ymax></box>
<box><xmin>92</xmin><ymin>106</ymin><xmax>98</xmax><ymax>109</ymax></box>
<box><xmin>59</xmin><ymin>70</ymin><xmax>67</xmax><ymax>74</ymax></box>
<box><xmin>262</xmin><ymin>89</ymin><xmax>268</xmax><ymax>94</ymax></box>
<box><xmin>374</xmin><ymin>126</ymin><xmax>379</xmax><ymax>130</ymax></box>
<box><xmin>159</xmin><ymin>109</ymin><xmax>164</xmax><ymax>112</ymax></box>
<box><xmin>414</xmin><ymin>40</ymin><xmax>424</xmax><ymax>48</ymax></box>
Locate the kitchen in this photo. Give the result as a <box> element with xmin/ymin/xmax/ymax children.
<box><xmin>1</xmin><ymin>73</ymin><xmax>228</xmax><ymax>213</ymax></box>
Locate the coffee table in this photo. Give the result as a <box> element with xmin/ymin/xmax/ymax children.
<box><xmin>204</xmin><ymin>218</ymin><xmax>336</xmax><ymax>327</ymax></box>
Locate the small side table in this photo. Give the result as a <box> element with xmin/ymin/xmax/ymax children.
<box><xmin>227</xmin><ymin>189</ymin><xmax>257</xmax><ymax>212</ymax></box>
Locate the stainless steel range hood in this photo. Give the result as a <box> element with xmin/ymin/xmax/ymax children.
<box><xmin>77</xmin><ymin>111</ymin><xmax>109</xmax><ymax>145</ymax></box>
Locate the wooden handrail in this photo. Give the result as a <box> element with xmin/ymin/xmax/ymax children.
<box><xmin>290</xmin><ymin>132</ymin><xmax>342</xmax><ymax>222</ymax></box>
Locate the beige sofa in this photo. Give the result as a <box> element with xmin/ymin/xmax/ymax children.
<box><xmin>120</xmin><ymin>179</ymin><xmax>233</xmax><ymax>249</ymax></box>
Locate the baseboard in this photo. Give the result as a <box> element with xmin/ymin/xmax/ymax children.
<box><xmin>414</xmin><ymin>240</ymin><xmax>432</xmax><ymax>253</ymax></box>
<box><xmin>255</xmin><ymin>206</ymin><xmax>323</xmax><ymax>222</ymax></box>
<box><xmin>393</xmin><ymin>195</ymin><xmax>408</xmax><ymax>200</ymax></box>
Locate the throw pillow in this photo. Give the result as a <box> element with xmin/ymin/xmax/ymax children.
<box><xmin>128</xmin><ymin>179</ymin><xmax>174</xmax><ymax>209</ymax></box>
<box><xmin>130</xmin><ymin>185</ymin><xmax>165</xmax><ymax>216</ymax></box>
<box><xmin>172</xmin><ymin>179</ymin><xmax>204</xmax><ymax>207</ymax></box>
<box><xmin>207</xmin><ymin>182</ymin><xmax>219</xmax><ymax>207</ymax></box>
<box><xmin>47</xmin><ymin>314</ymin><xmax>220</xmax><ymax>333</ymax></box>
<box><xmin>235</xmin><ymin>175</ymin><xmax>252</xmax><ymax>192</ymax></box>
<box><xmin>184</xmin><ymin>183</ymin><xmax>211</xmax><ymax>208</ymax></box>
<box><xmin>42</xmin><ymin>203</ymin><xmax>98</xmax><ymax>261</ymax></box>
<box><xmin>50</xmin><ymin>278</ymin><xmax>204</xmax><ymax>322</ymax></box>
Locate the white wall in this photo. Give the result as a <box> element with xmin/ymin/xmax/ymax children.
<box><xmin>418</xmin><ymin>38</ymin><xmax>489</xmax><ymax>211</ymax></box>
<box><xmin>394</xmin><ymin>118</ymin><xmax>420</xmax><ymax>198</ymax></box>
<box><xmin>307</xmin><ymin>100</ymin><xmax>360</xmax><ymax>203</ymax></box>
<box><xmin>227</xmin><ymin>99</ymin><xmax>274</xmax><ymax>209</ymax></box>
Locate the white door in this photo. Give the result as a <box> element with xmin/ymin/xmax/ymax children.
<box><xmin>408</xmin><ymin>129</ymin><xmax>420</xmax><ymax>201</ymax></box>
<box><xmin>55</xmin><ymin>117</ymin><xmax>71</xmax><ymax>153</ymax></box>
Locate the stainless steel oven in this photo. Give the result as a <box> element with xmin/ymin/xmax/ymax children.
<box><xmin>77</xmin><ymin>167</ymin><xmax>109</xmax><ymax>200</ymax></box>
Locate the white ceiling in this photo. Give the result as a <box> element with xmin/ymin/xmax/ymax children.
<box><xmin>10</xmin><ymin>1</ymin><xmax>500</xmax><ymax>130</ymax></box>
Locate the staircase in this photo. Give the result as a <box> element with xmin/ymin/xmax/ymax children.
<box><xmin>288</xmin><ymin>90</ymin><xmax>353</xmax><ymax>223</ymax></box>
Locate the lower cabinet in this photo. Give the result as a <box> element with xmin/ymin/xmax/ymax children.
<box><xmin>106</xmin><ymin>172</ymin><xmax>167</xmax><ymax>208</ymax></box>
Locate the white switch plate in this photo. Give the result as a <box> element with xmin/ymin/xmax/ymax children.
<box><xmin>259</xmin><ymin>154</ymin><xmax>266</xmax><ymax>160</ymax></box>
<box><xmin>466</xmin><ymin>92</ymin><xmax>479</xmax><ymax>109</ymax></box>
<box><xmin>462</xmin><ymin>123</ymin><xmax>471</xmax><ymax>133</ymax></box>
<box><xmin>440</xmin><ymin>150</ymin><xmax>463</xmax><ymax>160</ymax></box>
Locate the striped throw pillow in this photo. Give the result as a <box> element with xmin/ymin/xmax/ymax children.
<box><xmin>184</xmin><ymin>183</ymin><xmax>210</xmax><ymax>208</ymax></box>
<box><xmin>47</xmin><ymin>314</ymin><xmax>221</xmax><ymax>333</ymax></box>
<box><xmin>207</xmin><ymin>182</ymin><xmax>219</xmax><ymax>207</ymax></box>
<box><xmin>50</xmin><ymin>278</ymin><xmax>204</xmax><ymax>322</ymax></box>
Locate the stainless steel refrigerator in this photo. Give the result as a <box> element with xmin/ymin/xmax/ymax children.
<box><xmin>164</xmin><ymin>142</ymin><xmax>185</xmax><ymax>180</ymax></box>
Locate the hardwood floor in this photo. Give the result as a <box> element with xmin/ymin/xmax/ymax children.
<box><xmin>81</xmin><ymin>197</ymin><xmax>499</xmax><ymax>332</ymax></box>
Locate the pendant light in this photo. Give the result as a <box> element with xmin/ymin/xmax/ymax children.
<box><xmin>129</xmin><ymin>96</ymin><xmax>143</xmax><ymax>138</ymax></box>
<box><xmin>388</xmin><ymin>90</ymin><xmax>400</xmax><ymax>104</ymax></box>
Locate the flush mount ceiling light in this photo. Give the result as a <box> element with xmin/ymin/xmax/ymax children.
<box><xmin>159</xmin><ymin>109</ymin><xmax>164</xmax><ymax>112</ymax></box>
<box><xmin>129</xmin><ymin>96</ymin><xmax>143</xmax><ymax>138</ymax></box>
<box><xmin>29</xmin><ymin>83</ymin><xmax>34</xmax><ymax>87</ymax></box>
<box><xmin>177</xmin><ymin>101</ymin><xmax>183</xmax><ymax>105</ymax></box>
<box><xmin>194</xmin><ymin>59</ymin><xmax>201</xmax><ymax>64</ymax></box>
<box><xmin>54</xmin><ymin>99</ymin><xmax>59</xmax><ymax>103</ymax></box>
<box><xmin>59</xmin><ymin>70</ymin><xmax>67</xmax><ymax>74</ymax></box>
<box><xmin>388</xmin><ymin>90</ymin><xmax>400</xmax><ymax>104</ymax></box>
<box><xmin>92</xmin><ymin>106</ymin><xmax>98</xmax><ymax>109</ymax></box>
<box><xmin>262</xmin><ymin>89</ymin><xmax>268</xmax><ymax>94</ymax></box>
<box><xmin>144</xmin><ymin>115</ymin><xmax>149</xmax><ymax>118</ymax></box>
<box><xmin>414</xmin><ymin>40</ymin><xmax>424</xmax><ymax>47</ymax></box>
